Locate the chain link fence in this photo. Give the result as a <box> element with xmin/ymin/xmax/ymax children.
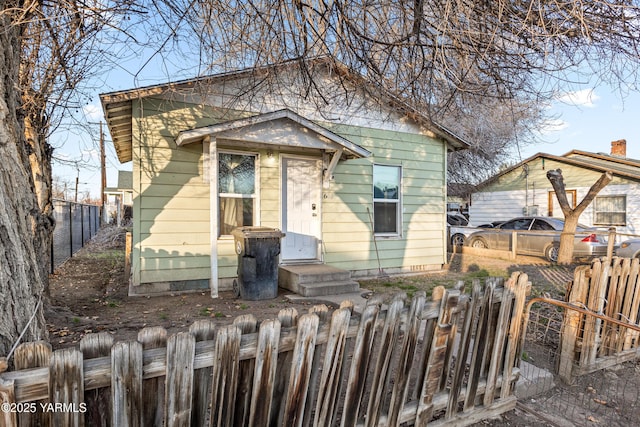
<box><xmin>51</xmin><ymin>199</ymin><xmax>100</xmax><ymax>271</ymax></box>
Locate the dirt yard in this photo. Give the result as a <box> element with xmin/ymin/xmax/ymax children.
<box><xmin>45</xmin><ymin>226</ymin><xmax>574</xmax><ymax>350</ymax></box>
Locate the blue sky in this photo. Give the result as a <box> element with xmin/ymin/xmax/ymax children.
<box><xmin>518</xmin><ymin>87</ymin><xmax>640</xmax><ymax>161</ymax></box>
<box><xmin>51</xmin><ymin>69</ymin><xmax>640</xmax><ymax>200</ymax></box>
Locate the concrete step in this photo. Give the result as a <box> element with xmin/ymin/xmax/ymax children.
<box><xmin>279</xmin><ymin>264</ymin><xmax>352</xmax><ymax>284</ymax></box>
<box><xmin>297</xmin><ymin>280</ymin><xmax>360</xmax><ymax>297</ymax></box>
<box><xmin>278</xmin><ymin>264</ymin><xmax>359</xmax><ymax>296</ymax></box>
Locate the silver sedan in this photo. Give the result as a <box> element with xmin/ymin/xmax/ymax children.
<box><xmin>616</xmin><ymin>239</ymin><xmax>640</xmax><ymax>259</ymax></box>
<box><xmin>465</xmin><ymin>216</ymin><xmax>609</xmax><ymax>262</ymax></box>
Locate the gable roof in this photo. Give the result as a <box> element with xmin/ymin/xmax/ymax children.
<box><xmin>100</xmin><ymin>58</ymin><xmax>469</xmax><ymax>163</ymax></box>
<box><xmin>176</xmin><ymin>109</ymin><xmax>371</xmax><ymax>159</ymax></box>
<box><xmin>477</xmin><ymin>150</ymin><xmax>640</xmax><ymax>189</ymax></box>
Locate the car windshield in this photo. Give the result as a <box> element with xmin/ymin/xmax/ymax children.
<box><xmin>544</xmin><ymin>217</ymin><xmax>592</xmax><ymax>231</ymax></box>
<box><xmin>499</xmin><ymin>218</ymin><xmax>533</xmax><ymax>230</ymax></box>
<box><xmin>447</xmin><ymin>215</ymin><xmax>468</xmax><ymax>226</ymax></box>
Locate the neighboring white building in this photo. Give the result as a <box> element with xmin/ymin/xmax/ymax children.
<box><xmin>104</xmin><ymin>170</ymin><xmax>133</xmax><ymax>226</ymax></box>
<box><xmin>469</xmin><ymin>140</ymin><xmax>640</xmax><ymax>237</ymax></box>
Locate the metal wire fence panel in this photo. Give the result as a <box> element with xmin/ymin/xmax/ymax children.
<box><xmin>52</xmin><ymin>199</ymin><xmax>100</xmax><ymax>271</ymax></box>
<box><xmin>516</xmin><ymin>298</ymin><xmax>640</xmax><ymax>426</ymax></box>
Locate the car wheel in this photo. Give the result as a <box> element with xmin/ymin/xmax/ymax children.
<box><xmin>545</xmin><ymin>244</ymin><xmax>559</xmax><ymax>263</ymax></box>
<box><xmin>470</xmin><ymin>238</ymin><xmax>488</xmax><ymax>249</ymax></box>
<box><xmin>451</xmin><ymin>234</ymin><xmax>465</xmax><ymax>246</ymax></box>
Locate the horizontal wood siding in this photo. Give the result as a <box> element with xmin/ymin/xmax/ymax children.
<box><xmin>469</xmin><ymin>190</ymin><xmax>528</xmax><ymax>226</ymax></box>
<box><xmin>322</xmin><ymin>125</ymin><xmax>446</xmax><ymax>272</ymax></box>
<box><xmin>477</xmin><ymin>158</ymin><xmax>632</xmax><ymax>193</ymax></box>
<box><xmin>131</xmin><ymin>97</ymin><xmax>448</xmax><ymax>289</ymax></box>
<box><xmin>133</xmin><ymin>99</ymin><xmax>221</xmax><ymax>287</ymax></box>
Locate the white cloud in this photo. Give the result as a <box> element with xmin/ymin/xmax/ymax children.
<box><xmin>556</xmin><ymin>89</ymin><xmax>600</xmax><ymax>108</ymax></box>
<box><xmin>83</xmin><ymin>103</ymin><xmax>103</xmax><ymax>121</ymax></box>
<box><xmin>539</xmin><ymin>118</ymin><xmax>569</xmax><ymax>134</ymax></box>
<box><xmin>81</xmin><ymin>148</ymin><xmax>100</xmax><ymax>162</ymax></box>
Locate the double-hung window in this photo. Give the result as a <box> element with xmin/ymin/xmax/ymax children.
<box><xmin>594</xmin><ymin>195</ymin><xmax>626</xmax><ymax>226</ymax></box>
<box><xmin>373</xmin><ymin>164</ymin><xmax>401</xmax><ymax>236</ymax></box>
<box><xmin>218</xmin><ymin>152</ymin><xmax>256</xmax><ymax>236</ymax></box>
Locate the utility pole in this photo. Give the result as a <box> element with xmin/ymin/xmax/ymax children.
<box><xmin>75</xmin><ymin>163</ymin><xmax>79</xmax><ymax>202</ymax></box>
<box><xmin>100</xmin><ymin>121</ymin><xmax>106</xmax><ymax>223</ymax></box>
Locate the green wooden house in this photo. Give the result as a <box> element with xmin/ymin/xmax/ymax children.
<box><xmin>100</xmin><ymin>59</ymin><xmax>468</xmax><ymax>297</ymax></box>
<box><xmin>469</xmin><ymin>141</ymin><xmax>640</xmax><ymax>237</ymax></box>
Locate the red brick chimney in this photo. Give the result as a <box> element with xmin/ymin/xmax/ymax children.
<box><xmin>611</xmin><ymin>139</ymin><xmax>627</xmax><ymax>157</ymax></box>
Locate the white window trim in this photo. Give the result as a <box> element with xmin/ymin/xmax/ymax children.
<box><xmin>217</xmin><ymin>149</ymin><xmax>261</xmax><ymax>239</ymax></box>
<box><xmin>372</xmin><ymin>163</ymin><xmax>403</xmax><ymax>238</ymax></box>
<box><xmin>593</xmin><ymin>194</ymin><xmax>627</xmax><ymax>226</ymax></box>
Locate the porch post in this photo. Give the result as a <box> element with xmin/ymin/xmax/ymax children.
<box><xmin>208</xmin><ymin>135</ymin><xmax>219</xmax><ymax>298</ymax></box>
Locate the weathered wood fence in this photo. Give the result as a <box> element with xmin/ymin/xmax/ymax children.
<box><xmin>1</xmin><ymin>272</ymin><xmax>530</xmax><ymax>427</ymax></box>
<box><xmin>558</xmin><ymin>257</ymin><xmax>640</xmax><ymax>382</ymax></box>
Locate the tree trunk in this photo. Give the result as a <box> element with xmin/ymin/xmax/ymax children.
<box><xmin>0</xmin><ymin>6</ymin><xmax>47</xmax><ymax>357</ymax></box>
<box><xmin>558</xmin><ymin>213</ymin><xmax>580</xmax><ymax>264</ymax></box>
<box><xmin>547</xmin><ymin>168</ymin><xmax>613</xmax><ymax>265</ymax></box>
<box><xmin>25</xmin><ymin>116</ymin><xmax>54</xmax><ymax>294</ymax></box>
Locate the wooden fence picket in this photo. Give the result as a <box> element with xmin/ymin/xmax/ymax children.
<box><xmin>416</xmin><ymin>290</ymin><xmax>460</xmax><ymax>425</ymax></box>
<box><xmin>111</xmin><ymin>341</ymin><xmax>143</xmax><ymax>427</ymax></box>
<box><xmin>464</xmin><ymin>280</ymin><xmax>495</xmax><ymax>411</ymax></box>
<box><xmin>232</xmin><ymin>314</ymin><xmax>258</xmax><ymax>426</ymax></box>
<box><xmin>0</xmin><ymin>374</ymin><xmax>17</xmax><ymax>427</ymax></box>
<box><xmin>388</xmin><ymin>291</ymin><xmax>426</xmax><ymax>427</ymax></box>
<box><xmin>365</xmin><ymin>295</ymin><xmax>405</xmax><ymax>427</ymax></box>
<box><xmin>189</xmin><ymin>320</ymin><xmax>216</xmax><ymax>427</ymax></box>
<box><xmin>624</xmin><ymin>259</ymin><xmax>640</xmax><ymax>349</ymax></box>
<box><xmin>484</xmin><ymin>274</ymin><xmax>518</xmax><ymax>406</ymax></box>
<box><xmin>272</xmin><ymin>308</ymin><xmax>298</xmax><ymax>425</ymax></box>
<box><xmin>80</xmin><ymin>333</ymin><xmax>112</xmax><ymax>427</ymax></box>
<box><xmin>14</xmin><ymin>341</ymin><xmax>51</xmax><ymax>426</ymax></box>
<box><xmin>303</xmin><ymin>304</ymin><xmax>329</xmax><ymax>427</ymax></box>
<box><xmin>603</xmin><ymin>258</ymin><xmax>623</xmax><ymax>355</ymax></box>
<box><xmin>164</xmin><ymin>332</ymin><xmax>195</xmax><ymax>427</ymax></box>
<box><xmin>248</xmin><ymin>319</ymin><xmax>281</xmax><ymax>427</ymax></box>
<box><xmin>340</xmin><ymin>300</ymin><xmax>380</xmax><ymax>427</ymax></box>
<box><xmin>49</xmin><ymin>347</ymin><xmax>84</xmax><ymax>427</ymax></box>
<box><xmin>210</xmin><ymin>324</ymin><xmax>241</xmax><ymax>427</ymax></box>
<box><xmin>413</xmin><ymin>286</ymin><xmax>444</xmax><ymax>402</ymax></box>
<box><xmin>137</xmin><ymin>327</ymin><xmax>167</xmax><ymax>427</ymax></box>
<box><xmin>480</xmin><ymin>278</ymin><xmax>503</xmax><ymax>381</ymax></box>
<box><xmin>501</xmin><ymin>272</ymin><xmax>530</xmax><ymax>398</ymax></box>
<box><xmin>313</xmin><ymin>306</ymin><xmax>352</xmax><ymax>427</ymax></box>
<box><xmin>558</xmin><ymin>266</ymin><xmax>588</xmax><ymax>382</ymax></box>
<box><xmin>581</xmin><ymin>259</ymin><xmax>606</xmax><ymax>365</ymax></box>
<box><xmin>282</xmin><ymin>313</ymin><xmax>320</xmax><ymax>427</ymax></box>
<box><xmin>445</xmin><ymin>282</ymin><xmax>481</xmax><ymax>419</ymax></box>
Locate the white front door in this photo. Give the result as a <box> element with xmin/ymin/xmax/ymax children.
<box><xmin>281</xmin><ymin>157</ymin><xmax>322</xmax><ymax>261</ymax></box>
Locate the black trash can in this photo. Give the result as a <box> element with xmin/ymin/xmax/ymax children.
<box><xmin>231</xmin><ymin>226</ymin><xmax>285</xmax><ymax>300</ymax></box>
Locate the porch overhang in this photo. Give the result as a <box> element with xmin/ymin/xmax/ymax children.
<box><xmin>175</xmin><ymin>109</ymin><xmax>372</xmax><ymax>159</ymax></box>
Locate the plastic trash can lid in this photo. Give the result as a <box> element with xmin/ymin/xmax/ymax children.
<box><xmin>231</xmin><ymin>226</ymin><xmax>284</xmax><ymax>239</ymax></box>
